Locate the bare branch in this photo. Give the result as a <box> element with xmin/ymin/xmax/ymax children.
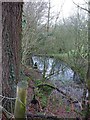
<box><xmin>72</xmin><ymin>0</ymin><xmax>89</xmax><ymax>13</ymax></box>
<box><xmin>53</xmin><ymin>0</ymin><xmax>65</xmax><ymax>30</ymax></box>
<box><xmin>0</xmin><ymin>95</ymin><xmax>16</xmax><ymax>100</ymax></box>
<box><xmin>37</xmin><ymin>83</ymin><xmax>79</xmax><ymax>103</ymax></box>
<box><xmin>0</xmin><ymin>105</ymin><xmax>14</xmax><ymax>119</ymax></box>
<box><xmin>84</xmin><ymin>0</ymin><xmax>88</xmax><ymax>5</ymax></box>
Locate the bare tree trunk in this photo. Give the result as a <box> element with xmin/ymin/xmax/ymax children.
<box><xmin>0</xmin><ymin>2</ymin><xmax>2</xmax><ymax>119</ymax></box>
<box><xmin>47</xmin><ymin>0</ymin><xmax>50</xmax><ymax>33</ymax></box>
<box><xmin>86</xmin><ymin>1</ymin><xmax>90</xmax><ymax>119</ymax></box>
<box><xmin>2</xmin><ymin>2</ymin><xmax>23</xmax><ymax>112</ymax></box>
<box><xmin>87</xmin><ymin>1</ymin><xmax>90</xmax><ymax>90</ymax></box>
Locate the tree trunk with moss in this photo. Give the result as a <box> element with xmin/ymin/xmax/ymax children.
<box><xmin>2</xmin><ymin>2</ymin><xmax>23</xmax><ymax>112</ymax></box>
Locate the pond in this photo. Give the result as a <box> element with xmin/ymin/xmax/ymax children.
<box><xmin>32</xmin><ymin>56</ymin><xmax>80</xmax><ymax>83</ymax></box>
<box><xmin>32</xmin><ymin>55</ymin><xmax>85</xmax><ymax>108</ymax></box>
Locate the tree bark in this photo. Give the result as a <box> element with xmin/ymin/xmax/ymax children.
<box><xmin>0</xmin><ymin>2</ymin><xmax>2</xmax><ymax>119</ymax></box>
<box><xmin>2</xmin><ymin>2</ymin><xmax>23</xmax><ymax>112</ymax></box>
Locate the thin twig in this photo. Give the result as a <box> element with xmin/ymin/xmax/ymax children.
<box><xmin>17</xmin><ymin>97</ymin><xmax>26</xmax><ymax>107</ymax></box>
<box><xmin>37</xmin><ymin>83</ymin><xmax>79</xmax><ymax>103</ymax></box>
<box><xmin>0</xmin><ymin>95</ymin><xmax>16</xmax><ymax>100</ymax></box>
<box><xmin>72</xmin><ymin>0</ymin><xmax>89</xmax><ymax>13</ymax></box>
<box><xmin>0</xmin><ymin>105</ymin><xmax>14</xmax><ymax>119</ymax></box>
<box><xmin>0</xmin><ymin>96</ymin><xmax>5</xmax><ymax>102</ymax></box>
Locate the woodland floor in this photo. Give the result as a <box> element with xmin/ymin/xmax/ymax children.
<box><xmin>22</xmin><ymin>65</ymin><xmax>83</xmax><ymax>119</ymax></box>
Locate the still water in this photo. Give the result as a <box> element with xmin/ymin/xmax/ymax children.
<box><xmin>33</xmin><ymin>56</ymin><xmax>76</xmax><ymax>82</ymax></box>
<box><xmin>32</xmin><ymin>56</ymin><xmax>84</xmax><ymax>103</ymax></box>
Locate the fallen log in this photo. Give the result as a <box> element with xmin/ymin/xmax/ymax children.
<box><xmin>27</xmin><ymin>114</ymin><xmax>63</xmax><ymax>120</ymax></box>
<box><xmin>27</xmin><ymin>113</ymin><xmax>83</xmax><ymax>120</ymax></box>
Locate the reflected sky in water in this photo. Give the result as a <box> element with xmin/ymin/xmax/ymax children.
<box><xmin>32</xmin><ymin>56</ymin><xmax>74</xmax><ymax>81</ymax></box>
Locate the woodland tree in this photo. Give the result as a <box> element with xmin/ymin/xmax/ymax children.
<box><xmin>2</xmin><ymin>2</ymin><xmax>23</xmax><ymax>112</ymax></box>
<box><xmin>22</xmin><ymin>1</ymin><xmax>48</xmax><ymax>65</ymax></box>
<box><xmin>85</xmin><ymin>0</ymin><xmax>90</xmax><ymax>119</ymax></box>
